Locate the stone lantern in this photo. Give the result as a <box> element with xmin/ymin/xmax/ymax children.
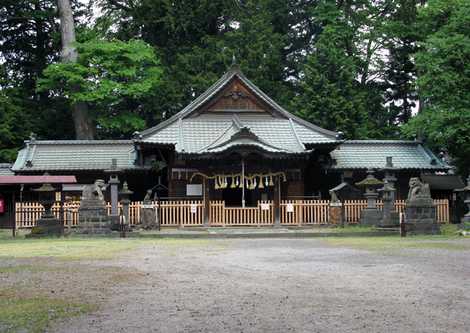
<box><xmin>356</xmin><ymin>169</ymin><xmax>384</xmax><ymax>226</ymax></box>
<box><xmin>105</xmin><ymin>158</ymin><xmax>122</xmax><ymax>230</ymax></box>
<box><xmin>119</xmin><ymin>181</ymin><xmax>133</xmax><ymax>230</ymax></box>
<box><xmin>29</xmin><ymin>183</ymin><xmax>62</xmax><ymax>237</ymax></box>
<box><xmin>379</xmin><ymin>180</ymin><xmax>398</xmax><ymax>226</ymax></box>
<box><xmin>383</xmin><ymin>156</ymin><xmax>397</xmax><ymax>201</ymax></box>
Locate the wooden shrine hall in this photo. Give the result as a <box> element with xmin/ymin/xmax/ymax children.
<box><xmin>8</xmin><ymin>65</ymin><xmax>455</xmax><ymax>227</ymax></box>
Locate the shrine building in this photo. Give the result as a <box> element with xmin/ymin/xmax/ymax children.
<box><xmin>8</xmin><ymin>65</ymin><xmax>455</xmax><ymax>221</ymax></box>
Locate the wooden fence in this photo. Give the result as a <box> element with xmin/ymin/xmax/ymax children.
<box><xmin>15</xmin><ymin>198</ymin><xmax>450</xmax><ymax>228</ymax></box>
<box><xmin>344</xmin><ymin>199</ymin><xmax>449</xmax><ymax>224</ymax></box>
<box><xmin>209</xmin><ymin>200</ymin><xmax>273</xmax><ymax>226</ymax></box>
<box><xmin>159</xmin><ymin>200</ymin><xmax>204</xmax><ymax>227</ymax></box>
<box><xmin>280</xmin><ymin>200</ymin><xmax>330</xmax><ymax>225</ymax></box>
<box><xmin>15</xmin><ymin>201</ymin><xmax>143</xmax><ymax>228</ymax></box>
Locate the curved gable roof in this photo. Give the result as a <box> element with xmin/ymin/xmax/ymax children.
<box><xmin>141</xmin><ymin>66</ymin><xmax>340</xmax><ymax>154</ymax></box>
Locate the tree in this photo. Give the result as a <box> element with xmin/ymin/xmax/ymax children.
<box><xmin>38</xmin><ymin>38</ymin><xmax>162</xmax><ymax>138</ymax></box>
<box><xmin>402</xmin><ymin>0</ymin><xmax>470</xmax><ymax>173</ymax></box>
<box><xmin>383</xmin><ymin>1</ymin><xmax>427</xmax><ymax>124</ymax></box>
<box><xmin>57</xmin><ymin>0</ymin><xmax>94</xmax><ymax>139</ymax></box>
<box><xmin>95</xmin><ymin>0</ymin><xmax>324</xmax><ymax>122</ymax></box>
<box><xmin>292</xmin><ymin>1</ymin><xmax>396</xmax><ymax>139</ymax></box>
<box><xmin>0</xmin><ymin>0</ymin><xmax>85</xmax><ymax>161</ymax></box>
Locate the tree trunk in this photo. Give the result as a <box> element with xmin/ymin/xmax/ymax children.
<box><xmin>57</xmin><ymin>0</ymin><xmax>94</xmax><ymax>139</ymax></box>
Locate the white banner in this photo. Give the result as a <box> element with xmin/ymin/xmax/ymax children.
<box><xmin>286</xmin><ymin>203</ymin><xmax>294</xmax><ymax>213</ymax></box>
<box><xmin>260</xmin><ymin>203</ymin><xmax>270</xmax><ymax>211</ymax></box>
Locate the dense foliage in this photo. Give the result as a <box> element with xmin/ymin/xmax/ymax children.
<box><xmin>402</xmin><ymin>0</ymin><xmax>470</xmax><ymax>172</ymax></box>
<box><xmin>38</xmin><ymin>38</ymin><xmax>162</xmax><ymax>138</ymax></box>
<box><xmin>0</xmin><ymin>0</ymin><xmax>468</xmax><ymax>173</ymax></box>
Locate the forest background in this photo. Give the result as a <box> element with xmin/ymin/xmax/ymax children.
<box><xmin>1</xmin><ymin>0</ymin><xmax>468</xmax><ymax>174</ymax></box>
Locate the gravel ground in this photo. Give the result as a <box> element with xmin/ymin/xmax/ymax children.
<box><xmin>50</xmin><ymin>239</ymin><xmax>470</xmax><ymax>333</ymax></box>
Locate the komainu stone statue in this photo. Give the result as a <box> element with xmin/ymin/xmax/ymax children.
<box><xmin>78</xmin><ymin>179</ymin><xmax>111</xmax><ymax>234</ymax></box>
<box><xmin>82</xmin><ymin>179</ymin><xmax>107</xmax><ymax>203</ymax></box>
<box><xmin>407</xmin><ymin>177</ymin><xmax>431</xmax><ymax>202</ymax></box>
<box><xmin>405</xmin><ymin>177</ymin><xmax>439</xmax><ymax>234</ymax></box>
<box><xmin>140</xmin><ymin>189</ymin><xmax>158</xmax><ymax>230</ymax></box>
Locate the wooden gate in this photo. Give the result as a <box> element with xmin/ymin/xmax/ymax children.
<box><xmin>158</xmin><ymin>200</ymin><xmax>204</xmax><ymax>227</ymax></box>
<box><xmin>209</xmin><ymin>200</ymin><xmax>273</xmax><ymax>226</ymax></box>
<box><xmin>280</xmin><ymin>200</ymin><xmax>329</xmax><ymax>225</ymax></box>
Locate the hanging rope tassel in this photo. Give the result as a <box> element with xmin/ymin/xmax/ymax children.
<box><xmin>268</xmin><ymin>175</ymin><xmax>274</xmax><ymax>187</ymax></box>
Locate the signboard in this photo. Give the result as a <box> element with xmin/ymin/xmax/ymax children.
<box><xmin>142</xmin><ymin>204</ymin><xmax>154</xmax><ymax>209</ymax></box>
<box><xmin>286</xmin><ymin>203</ymin><xmax>294</xmax><ymax>213</ymax></box>
<box><xmin>190</xmin><ymin>204</ymin><xmax>198</xmax><ymax>214</ymax></box>
<box><xmin>187</xmin><ymin>184</ymin><xmax>203</xmax><ymax>196</ymax></box>
<box><xmin>260</xmin><ymin>203</ymin><xmax>270</xmax><ymax>211</ymax></box>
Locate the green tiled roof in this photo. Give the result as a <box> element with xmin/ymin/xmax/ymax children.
<box><xmin>12</xmin><ymin>140</ymin><xmax>137</xmax><ymax>172</ymax></box>
<box><xmin>141</xmin><ymin>67</ymin><xmax>339</xmax><ymax>155</ymax></box>
<box><xmin>330</xmin><ymin>140</ymin><xmax>449</xmax><ymax>170</ymax></box>
<box><xmin>0</xmin><ymin>163</ymin><xmax>13</xmax><ymax>176</ymax></box>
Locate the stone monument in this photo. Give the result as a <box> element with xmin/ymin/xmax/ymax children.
<box><xmin>404</xmin><ymin>177</ymin><xmax>439</xmax><ymax>234</ymax></box>
<box><xmin>105</xmin><ymin>159</ymin><xmax>122</xmax><ymax>231</ymax></box>
<box><xmin>119</xmin><ymin>181</ymin><xmax>133</xmax><ymax>233</ymax></box>
<box><xmin>328</xmin><ymin>187</ymin><xmax>343</xmax><ymax>226</ymax></box>
<box><xmin>379</xmin><ymin>180</ymin><xmax>399</xmax><ymax>226</ymax></box>
<box><xmin>77</xmin><ymin>179</ymin><xmax>111</xmax><ymax>234</ymax></box>
<box><xmin>140</xmin><ymin>189</ymin><xmax>158</xmax><ymax>229</ymax></box>
<box><xmin>28</xmin><ymin>183</ymin><xmax>63</xmax><ymax>237</ymax></box>
<box><xmin>356</xmin><ymin>169</ymin><xmax>383</xmax><ymax>226</ymax></box>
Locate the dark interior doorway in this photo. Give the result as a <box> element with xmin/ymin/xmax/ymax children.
<box><xmin>222</xmin><ymin>188</ymin><xmax>255</xmax><ymax>207</ymax></box>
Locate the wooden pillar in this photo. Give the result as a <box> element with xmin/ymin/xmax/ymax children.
<box><xmin>273</xmin><ymin>175</ymin><xmax>281</xmax><ymax>227</ymax></box>
<box><xmin>203</xmin><ymin>178</ymin><xmax>210</xmax><ymax>227</ymax></box>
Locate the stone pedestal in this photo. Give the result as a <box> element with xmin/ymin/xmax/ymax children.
<box><xmin>28</xmin><ymin>183</ymin><xmax>63</xmax><ymax>238</ymax></box>
<box><xmin>360</xmin><ymin>209</ymin><xmax>382</xmax><ymax>226</ymax></box>
<box><xmin>140</xmin><ymin>204</ymin><xmax>158</xmax><ymax>229</ymax></box>
<box><xmin>405</xmin><ymin>198</ymin><xmax>440</xmax><ymax>235</ymax></box>
<box><xmin>329</xmin><ymin>203</ymin><xmax>343</xmax><ymax>226</ymax></box>
<box><xmin>29</xmin><ymin>217</ymin><xmax>63</xmax><ymax>237</ymax></box>
<box><xmin>77</xmin><ymin>200</ymin><xmax>111</xmax><ymax>234</ymax></box>
<box><xmin>360</xmin><ymin>191</ymin><xmax>382</xmax><ymax>226</ymax></box>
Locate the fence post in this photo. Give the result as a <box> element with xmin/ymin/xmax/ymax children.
<box><xmin>203</xmin><ymin>179</ymin><xmax>210</xmax><ymax>227</ymax></box>
<box><xmin>273</xmin><ymin>176</ymin><xmax>281</xmax><ymax>227</ymax></box>
<box><xmin>329</xmin><ymin>201</ymin><xmax>343</xmax><ymax>226</ymax></box>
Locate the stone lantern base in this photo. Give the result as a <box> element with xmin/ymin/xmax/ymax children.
<box><xmin>360</xmin><ymin>209</ymin><xmax>382</xmax><ymax>226</ymax></box>
<box><xmin>405</xmin><ymin>198</ymin><xmax>440</xmax><ymax>235</ymax></box>
<box><xmin>28</xmin><ymin>217</ymin><xmax>63</xmax><ymax>238</ymax></box>
<box><xmin>77</xmin><ymin>200</ymin><xmax>112</xmax><ymax>234</ymax></box>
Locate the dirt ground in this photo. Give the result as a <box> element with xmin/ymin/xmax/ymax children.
<box><xmin>47</xmin><ymin>238</ymin><xmax>470</xmax><ymax>333</ymax></box>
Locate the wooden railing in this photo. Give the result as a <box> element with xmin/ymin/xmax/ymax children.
<box><xmin>15</xmin><ymin>201</ymin><xmax>143</xmax><ymax>228</ymax></box>
<box><xmin>280</xmin><ymin>200</ymin><xmax>329</xmax><ymax>225</ymax></box>
<box><xmin>434</xmin><ymin>199</ymin><xmax>450</xmax><ymax>223</ymax></box>
<box><xmin>344</xmin><ymin>199</ymin><xmax>448</xmax><ymax>224</ymax></box>
<box><xmin>209</xmin><ymin>200</ymin><xmax>273</xmax><ymax>226</ymax></box>
<box><xmin>159</xmin><ymin>200</ymin><xmax>204</xmax><ymax>226</ymax></box>
<box><xmin>15</xmin><ymin>198</ymin><xmax>450</xmax><ymax>228</ymax></box>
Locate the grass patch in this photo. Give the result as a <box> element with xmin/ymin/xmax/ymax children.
<box><xmin>0</xmin><ymin>264</ymin><xmax>55</xmax><ymax>274</ymax></box>
<box><xmin>0</xmin><ymin>238</ymin><xmax>139</xmax><ymax>260</ymax></box>
<box><xmin>328</xmin><ymin>225</ymin><xmax>376</xmax><ymax>233</ymax></box>
<box><xmin>0</xmin><ymin>236</ymin><xmax>217</xmax><ymax>260</ymax></box>
<box><xmin>0</xmin><ymin>289</ymin><xmax>94</xmax><ymax>333</ymax></box>
<box><xmin>326</xmin><ymin>236</ymin><xmax>470</xmax><ymax>251</ymax></box>
<box><xmin>440</xmin><ymin>224</ymin><xmax>461</xmax><ymax>236</ymax></box>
